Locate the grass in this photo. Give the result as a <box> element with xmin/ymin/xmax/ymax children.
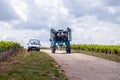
<box><xmin>72</xmin><ymin>50</ymin><xmax>120</xmax><ymax>62</ymax></box>
<box><xmin>0</xmin><ymin>50</ymin><xmax>66</xmax><ymax>80</ymax></box>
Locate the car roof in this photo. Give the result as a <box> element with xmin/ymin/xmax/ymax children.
<box><xmin>29</xmin><ymin>39</ymin><xmax>40</xmax><ymax>42</ymax></box>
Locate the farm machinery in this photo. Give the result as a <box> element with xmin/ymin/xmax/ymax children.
<box><xmin>50</xmin><ymin>27</ymin><xmax>72</xmax><ymax>53</ymax></box>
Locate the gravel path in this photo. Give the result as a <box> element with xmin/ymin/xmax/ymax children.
<box><xmin>41</xmin><ymin>49</ymin><xmax>120</xmax><ymax>80</ymax></box>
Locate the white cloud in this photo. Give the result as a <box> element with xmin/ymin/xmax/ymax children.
<box><xmin>76</xmin><ymin>0</ymin><xmax>102</xmax><ymax>9</ymax></box>
<box><xmin>9</xmin><ymin>0</ymin><xmax>28</xmax><ymax>22</ymax></box>
<box><xmin>0</xmin><ymin>0</ymin><xmax>120</xmax><ymax>47</ymax></box>
<box><xmin>0</xmin><ymin>24</ymin><xmax>49</xmax><ymax>47</ymax></box>
<box><xmin>0</xmin><ymin>0</ymin><xmax>18</xmax><ymax>21</ymax></box>
<box><xmin>71</xmin><ymin>15</ymin><xmax>120</xmax><ymax>44</ymax></box>
<box><xmin>107</xmin><ymin>7</ymin><xmax>117</xmax><ymax>14</ymax></box>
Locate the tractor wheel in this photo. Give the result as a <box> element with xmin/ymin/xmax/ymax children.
<box><xmin>66</xmin><ymin>47</ymin><xmax>71</xmax><ymax>53</ymax></box>
<box><xmin>52</xmin><ymin>48</ymin><xmax>55</xmax><ymax>53</ymax></box>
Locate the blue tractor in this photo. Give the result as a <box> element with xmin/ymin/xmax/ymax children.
<box><xmin>50</xmin><ymin>27</ymin><xmax>72</xmax><ymax>53</ymax></box>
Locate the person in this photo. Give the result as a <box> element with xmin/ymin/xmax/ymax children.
<box><xmin>57</xmin><ymin>32</ymin><xmax>64</xmax><ymax>41</ymax></box>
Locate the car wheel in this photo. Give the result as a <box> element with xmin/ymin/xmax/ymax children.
<box><xmin>37</xmin><ymin>49</ymin><xmax>40</xmax><ymax>51</ymax></box>
<box><xmin>28</xmin><ymin>49</ymin><xmax>30</xmax><ymax>52</ymax></box>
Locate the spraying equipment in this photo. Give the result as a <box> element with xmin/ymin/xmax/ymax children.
<box><xmin>50</xmin><ymin>27</ymin><xmax>72</xmax><ymax>53</ymax></box>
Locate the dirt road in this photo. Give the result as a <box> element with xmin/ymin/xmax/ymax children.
<box><xmin>41</xmin><ymin>49</ymin><xmax>120</xmax><ymax>80</ymax></box>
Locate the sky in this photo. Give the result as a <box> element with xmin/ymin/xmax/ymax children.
<box><xmin>0</xmin><ymin>0</ymin><xmax>120</xmax><ymax>47</ymax></box>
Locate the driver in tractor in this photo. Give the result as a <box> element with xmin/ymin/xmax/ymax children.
<box><xmin>57</xmin><ymin>32</ymin><xmax>64</xmax><ymax>41</ymax></box>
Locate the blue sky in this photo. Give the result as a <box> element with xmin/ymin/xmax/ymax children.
<box><xmin>0</xmin><ymin>0</ymin><xmax>120</xmax><ymax>47</ymax></box>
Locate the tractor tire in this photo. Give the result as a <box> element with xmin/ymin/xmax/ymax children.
<box><xmin>66</xmin><ymin>47</ymin><xmax>71</xmax><ymax>53</ymax></box>
<box><xmin>52</xmin><ymin>48</ymin><xmax>55</xmax><ymax>53</ymax></box>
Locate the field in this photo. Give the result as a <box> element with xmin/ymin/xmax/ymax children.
<box><xmin>0</xmin><ymin>41</ymin><xmax>21</xmax><ymax>53</ymax></box>
<box><xmin>71</xmin><ymin>44</ymin><xmax>120</xmax><ymax>55</ymax></box>
<box><xmin>71</xmin><ymin>44</ymin><xmax>120</xmax><ymax>62</ymax></box>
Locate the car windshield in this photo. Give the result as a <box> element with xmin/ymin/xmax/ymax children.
<box><xmin>29</xmin><ymin>39</ymin><xmax>40</xmax><ymax>45</ymax></box>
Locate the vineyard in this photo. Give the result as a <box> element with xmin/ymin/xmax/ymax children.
<box><xmin>71</xmin><ymin>44</ymin><xmax>120</xmax><ymax>56</ymax></box>
<box><xmin>0</xmin><ymin>41</ymin><xmax>21</xmax><ymax>60</ymax></box>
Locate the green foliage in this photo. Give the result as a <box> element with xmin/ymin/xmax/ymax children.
<box><xmin>71</xmin><ymin>44</ymin><xmax>120</xmax><ymax>56</ymax></box>
<box><xmin>0</xmin><ymin>41</ymin><xmax>21</xmax><ymax>52</ymax></box>
<box><xmin>0</xmin><ymin>51</ymin><xmax>66</xmax><ymax>80</ymax></box>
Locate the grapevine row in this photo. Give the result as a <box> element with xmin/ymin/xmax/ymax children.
<box><xmin>71</xmin><ymin>44</ymin><xmax>120</xmax><ymax>56</ymax></box>
<box><xmin>0</xmin><ymin>41</ymin><xmax>21</xmax><ymax>53</ymax></box>
<box><xmin>0</xmin><ymin>41</ymin><xmax>21</xmax><ymax>60</ymax></box>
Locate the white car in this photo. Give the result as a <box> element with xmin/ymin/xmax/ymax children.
<box><xmin>27</xmin><ymin>39</ymin><xmax>41</xmax><ymax>52</ymax></box>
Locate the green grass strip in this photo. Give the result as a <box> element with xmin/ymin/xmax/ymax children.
<box><xmin>0</xmin><ymin>51</ymin><xmax>66</xmax><ymax>80</ymax></box>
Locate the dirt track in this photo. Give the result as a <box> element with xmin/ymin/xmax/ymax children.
<box><xmin>41</xmin><ymin>49</ymin><xmax>120</xmax><ymax>80</ymax></box>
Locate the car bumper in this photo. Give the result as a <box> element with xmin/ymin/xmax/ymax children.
<box><xmin>28</xmin><ymin>47</ymin><xmax>40</xmax><ymax>50</ymax></box>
